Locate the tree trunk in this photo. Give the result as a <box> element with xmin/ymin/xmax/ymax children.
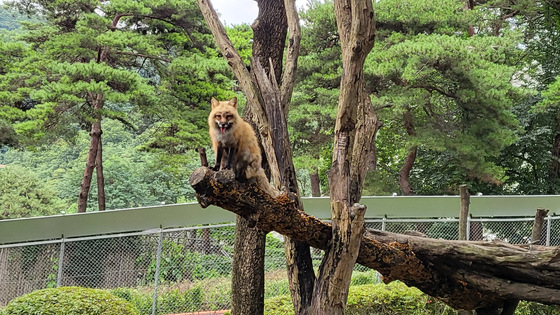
<box><xmin>191</xmin><ymin>167</ymin><xmax>560</xmax><ymax>310</ymax></box>
<box><xmin>251</xmin><ymin>2</ymin><xmax>314</xmax><ymax>313</ymax></box>
<box><xmin>310</xmin><ymin>168</ymin><xmax>321</xmax><ymax>197</ymax></box>
<box><xmin>398</xmin><ymin>146</ymin><xmax>417</xmax><ymax>195</ymax></box>
<box><xmin>96</xmin><ymin>133</ymin><xmax>106</xmax><ymax>211</ymax></box>
<box><xmin>78</xmin><ymin>118</ymin><xmax>102</xmax><ymax>213</ymax></box>
<box><xmin>309</xmin><ymin>0</ymin><xmax>377</xmax><ymax>312</ymax></box>
<box><xmin>252</xmin><ymin>0</ymin><xmax>287</xmax><ymax>84</ymax></box>
<box><xmin>231</xmin><ymin>215</ymin><xmax>266</xmax><ymax>315</ymax></box>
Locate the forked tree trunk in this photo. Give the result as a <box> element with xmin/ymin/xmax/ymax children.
<box><xmin>78</xmin><ymin>111</ymin><xmax>102</xmax><ymax>213</ymax></box>
<box><xmin>96</xmin><ymin>132</ymin><xmax>106</xmax><ymax>211</ymax></box>
<box><xmin>250</xmin><ymin>2</ymin><xmax>314</xmax><ymax>312</ymax></box>
<box><xmin>309</xmin><ymin>0</ymin><xmax>377</xmax><ymax>312</ymax></box>
<box><xmin>195</xmin><ymin>0</ymin><xmax>308</xmax><ymax>313</ymax></box>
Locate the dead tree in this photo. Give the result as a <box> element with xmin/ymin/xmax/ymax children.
<box><xmin>190</xmin><ymin>168</ymin><xmax>560</xmax><ymax>313</ymax></box>
<box><xmin>195</xmin><ymin>0</ymin><xmax>314</xmax><ymax>313</ymax></box>
<box><xmin>192</xmin><ymin>0</ymin><xmax>560</xmax><ymax>313</ymax></box>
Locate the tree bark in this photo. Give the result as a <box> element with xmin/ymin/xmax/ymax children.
<box><xmin>196</xmin><ymin>0</ymin><xmax>309</xmax><ymax>313</ymax></box>
<box><xmin>96</xmin><ymin>131</ymin><xmax>106</xmax><ymax>211</ymax></box>
<box><xmin>252</xmin><ymin>57</ymin><xmax>316</xmax><ymax>315</ymax></box>
<box><xmin>231</xmin><ymin>215</ymin><xmax>266</xmax><ymax>315</ymax></box>
<box><xmin>310</xmin><ymin>168</ymin><xmax>321</xmax><ymax>197</ymax></box>
<box><xmin>190</xmin><ymin>167</ymin><xmax>560</xmax><ymax>310</ymax></box>
<box><xmin>78</xmin><ymin>97</ymin><xmax>103</xmax><ymax>213</ymax></box>
<box><xmin>307</xmin><ymin>0</ymin><xmax>377</xmax><ymax>312</ymax></box>
<box><xmin>198</xmin><ymin>147</ymin><xmax>209</xmax><ymax>167</ymax></box>
<box><xmin>251</xmin><ymin>1</ymin><xmax>314</xmax><ymax>313</ymax></box>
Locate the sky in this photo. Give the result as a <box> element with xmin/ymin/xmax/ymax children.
<box><xmin>213</xmin><ymin>0</ymin><xmax>259</xmax><ymax>26</ymax></box>
<box><xmin>213</xmin><ymin>0</ymin><xmax>308</xmax><ymax>26</ymax></box>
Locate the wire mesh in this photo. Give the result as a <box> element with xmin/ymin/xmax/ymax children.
<box><xmin>0</xmin><ymin>243</ymin><xmax>60</xmax><ymax>305</ymax></box>
<box><xmin>1</xmin><ymin>216</ymin><xmax>559</xmax><ymax>313</ymax></box>
<box><xmin>471</xmin><ymin>218</ymin><xmax>535</xmax><ymax>244</ymax></box>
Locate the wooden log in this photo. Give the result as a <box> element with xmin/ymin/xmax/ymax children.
<box><xmin>190</xmin><ymin>166</ymin><xmax>560</xmax><ymax>310</ymax></box>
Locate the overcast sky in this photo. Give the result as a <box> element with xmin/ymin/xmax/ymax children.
<box><xmin>213</xmin><ymin>0</ymin><xmax>308</xmax><ymax>26</ymax></box>
<box><xmin>213</xmin><ymin>0</ymin><xmax>260</xmax><ymax>26</ymax></box>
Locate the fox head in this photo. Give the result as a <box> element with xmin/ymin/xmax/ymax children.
<box><xmin>209</xmin><ymin>97</ymin><xmax>239</xmax><ymax>133</ymax></box>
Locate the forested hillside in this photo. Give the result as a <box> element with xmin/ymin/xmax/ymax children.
<box><xmin>1</xmin><ymin>0</ymin><xmax>559</xmax><ymax>218</ymax></box>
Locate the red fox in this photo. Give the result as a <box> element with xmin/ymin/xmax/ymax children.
<box><xmin>208</xmin><ymin>97</ymin><xmax>278</xmax><ymax>197</ymax></box>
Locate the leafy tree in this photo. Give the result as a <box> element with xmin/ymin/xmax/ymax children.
<box><xmin>1</xmin><ymin>0</ymin><xmax>234</xmax><ymax>212</ymax></box>
<box><xmin>289</xmin><ymin>0</ymin><xmax>339</xmax><ymax>196</ymax></box>
<box><xmin>0</xmin><ymin>165</ymin><xmax>68</xmax><ymax>219</ymax></box>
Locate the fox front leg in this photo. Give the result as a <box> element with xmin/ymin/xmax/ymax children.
<box><xmin>224</xmin><ymin>147</ymin><xmax>235</xmax><ymax>170</ymax></box>
<box><xmin>212</xmin><ymin>145</ymin><xmax>224</xmax><ymax>171</ymax></box>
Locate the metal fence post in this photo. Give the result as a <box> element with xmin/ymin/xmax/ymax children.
<box><xmin>151</xmin><ymin>228</ymin><xmax>164</xmax><ymax>315</ymax></box>
<box><xmin>57</xmin><ymin>236</ymin><xmax>65</xmax><ymax>287</ymax></box>
<box><xmin>382</xmin><ymin>216</ymin><xmax>386</xmax><ymax>232</ymax></box>
<box><xmin>546</xmin><ymin>215</ymin><xmax>552</xmax><ymax>246</ymax></box>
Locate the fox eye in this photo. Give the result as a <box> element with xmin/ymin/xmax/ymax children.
<box><xmin>215</xmin><ymin>114</ymin><xmax>221</xmax><ymax>119</ymax></box>
<box><xmin>226</xmin><ymin>115</ymin><xmax>233</xmax><ymax>119</ymax></box>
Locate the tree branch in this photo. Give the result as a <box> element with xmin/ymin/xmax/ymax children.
<box><xmin>189</xmin><ymin>167</ymin><xmax>560</xmax><ymax>310</ymax></box>
<box><xmin>280</xmin><ymin>0</ymin><xmax>301</xmax><ymax>116</ymax></box>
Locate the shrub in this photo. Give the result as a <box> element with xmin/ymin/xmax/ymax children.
<box><xmin>264</xmin><ymin>282</ymin><xmax>455</xmax><ymax>315</ymax></box>
<box><xmin>4</xmin><ymin>286</ymin><xmax>139</xmax><ymax>315</ymax></box>
<box><xmin>264</xmin><ymin>282</ymin><xmax>560</xmax><ymax>315</ymax></box>
<box><xmin>516</xmin><ymin>301</ymin><xmax>560</xmax><ymax>314</ymax></box>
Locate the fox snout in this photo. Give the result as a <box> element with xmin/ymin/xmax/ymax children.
<box><xmin>217</xmin><ymin>121</ymin><xmax>233</xmax><ymax>133</ymax></box>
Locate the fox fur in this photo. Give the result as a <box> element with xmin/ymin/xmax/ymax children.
<box><xmin>208</xmin><ymin>97</ymin><xmax>278</xmax><ymax>197</ymax></box>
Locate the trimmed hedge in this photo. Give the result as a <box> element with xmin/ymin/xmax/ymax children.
<box><xmin>264</xmin><ymin>282</ymin><xmax>454</xmax><ymax>315</ymax></box>
<box><xmin>263</xmin><ymin>282</ymin><xmax>560</xmax><ymax>315</ymax></box>
<box><xmin>3</xmin><ymin>286</ymin><xmax>139</xmax><ymax>315</ymax></box>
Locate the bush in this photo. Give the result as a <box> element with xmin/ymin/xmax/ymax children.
<box><xmin>3</xmin><ymin>286</ymin><xmax>139</xmax><ymax>315</ymax></box>
<box><xmin>264</xmin><ymin>282</ymin><xmax>455</xmax><ymax>315</ymax></box>
<box><xmin>264</xmin><ymin>282</ymin><xmax>560</xmax><ymax>315</ymax></box>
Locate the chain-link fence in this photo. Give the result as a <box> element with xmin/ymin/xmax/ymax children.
<box><xmin>1</xmin><ymin>216</ymin><xmax>559</xmax><ymax>313</ymax></box>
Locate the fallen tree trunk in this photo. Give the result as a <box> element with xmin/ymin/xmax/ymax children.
<box><xmin>190</xmin><ymin>166</ymin><xmax>560</xmax><ymax>311</ymax></box>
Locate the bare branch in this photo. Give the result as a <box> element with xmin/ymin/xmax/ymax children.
<box><xmin>280</xmin><ymin>0</ymin><xmax>301</xmax><ymax>116</ymax></box>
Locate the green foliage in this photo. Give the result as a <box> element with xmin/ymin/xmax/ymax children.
<box><xmin>140</xmin><ymin>240</ymin><xmax>232</xmax><ymax>284</ymax></box>
<box><xmin>0</xmin><ymin>120</ymin><xmax>198</xmax><ymax>213</ymax></box>
<box><xmin>0</xmin><ymin>165</ymin><xmax>68</xmax><ymax>219</ymax></box>
<box><xmin>4</xmin><ymin>286</ymin><xmax>140</xmax><ymax>315</ymax></box>
<box><xmin>0</xmin><ymin>119</ymin><xmax>18</xmax><ymax>146</ymax></box>
<box><xmin>264</xmin><ymin>282</ymin><xmax>455</xmax><ymax>315</ymax></box>
<box><xmin>263</xmin><ymin>281</ymin><xmax>560</xmax><ymax>315</ymax></box>
<box><xmin>516</xmin><ymin>300</ymin><xmax>560</xmax><ymax>315</ymax></box>
<box><xmin>226</xmin><ymin>24</ymin><xmax>253</xmax><ymax>66</ymax></box>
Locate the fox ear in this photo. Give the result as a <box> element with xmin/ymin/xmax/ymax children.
<box><xmin>211</xmin><ymin>97</ymin><xmax>219</xmax><ymax>108</ymax></box>
<box><xmin>229</xmin><ymin>97</ymin><xmax>238</xmax><ymax>109</ymax></box>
